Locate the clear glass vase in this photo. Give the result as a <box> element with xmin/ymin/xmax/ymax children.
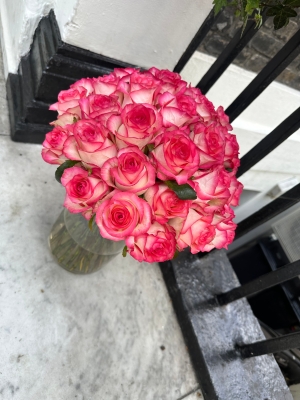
<box><xmin>48</xmin><ymin>209</ymin><xmax>124</xmax><ymax>274</ymax></box>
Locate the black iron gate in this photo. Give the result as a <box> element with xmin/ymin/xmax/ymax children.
<box><xmin>160</xmin><ymin>7</ymin><xmax>300</xmax><ymax>400</ymax></box>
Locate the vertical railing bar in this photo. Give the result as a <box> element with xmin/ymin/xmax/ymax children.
<box><xmin>237</xmin><ymin>107</ymin><xmax>300</xmax><ymax>178</ymax></box>
<box><xmin>225</xmin><ymin>28</ymin><xmax>300</xmax><ymax>122</ymax></box>
<box><xmin>197</xmin><ymin>12</ymin><xmax>268</xmax><ymax>95</ymax></box>
<box><xmin>217</xmin><ymin>259</ymin><xmax>300</xmax><ymax>306</ymax></box>
<box><xmin>238</xmin><ymin>331</ymin><xmax>300</xmax><ymax>358</ymax></box>
<box><xmin>234</xmin><ymin>183</ymin><xmax>300</xmax><ymax>241</ymax></box>
<box><xmin>173</xmin><ymin>9</ymin><xmax>216</xmax><ymax>73</ymax></box>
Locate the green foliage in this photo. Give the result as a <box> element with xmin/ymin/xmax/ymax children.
<box><xmin>284</xmin><ymin>0</ymin><xmax>300</xmax><ymax>6</ymax></box>
<box><xmin>122</xmin><ymin>246</ymin><xmax>128</xmax><ymax>257</ymax></box>
<box><xmin>144</xmin><ymin>143</ymin><xmax>155</xmax><ymax>156</ymax></box>
<box><xmin>266</xmin><ymin>6</ymin><xmax>284</xmax><ymax>16</ymax></box>
<box><xmin>213</xmin><ymin>0</ymin><xmax>229</xmax><ymax>14</ymax></box>
<box><xmin>164</xmin><ymin>180</ymin><xmax>197</xmax><ymax>200</ymax></box>
<box><xmin>55</xmin><ymin>160</ymin><xmax>78</xmax><ymax>183</ymax></box>
<box><xmin>245</xmin><ymin>0</ymin><xmax>260</xmax><ymax>14</ymax></box>
<box><xmin>88</xmin><ymin>214</ymin><xmax>96</xmax><ymax>231</ymax></box>
<box><xmin>172</xmin><ymin>249</ymin><xmax>179</xmax><ymax>259</ymax></box>
<box><xmin>213</xmin><ymin>0</ymin><xmax>299</xmax><ymax>31</ymax></box>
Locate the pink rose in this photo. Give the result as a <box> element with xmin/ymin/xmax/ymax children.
<box><xmin>228</xmin><ymin>176</ymin><xmax>243</xmax><ymax>207</ymax></box>
<box><xmin>50</xmin><ymin>78</ymin><xmax>94</xmax><ymax>117</ymax></box>
<box><xmin>175</xmin><ymin>208</ymin><xmax>215</xmax><ymax>253</ymax></box>
<box><xmin>144</xmin><ymin>184</ymin><xmax>191</xmax><ymax>224</ymax></box>
<box><xmin>70</xmin><ymin>78</ymin><xmax>94</xmax><ymax>96</ymax></box>
<box><xmin>51</xmin><ymin>113</ymin><xmax>81</xmax><ymax>128</ymax></box>
<box><xmin>216</xmin><ymin>106</ymin><xmax>232</xmax><ymax>130</ymax></box>
<box><xmin>157</xmin><ymin>92</ymin><xmax>197</xmax><ymax>116</ymax></box>
<box><xmin>63</xmin><ymin>120</ymin><xmax>117</xmax><ymax>167</ymax></box>
<box><xmin>223</xmin><ymin>132</ymin><xmax>240</xmax><ymax>172</ymax></box>
<box><xmin>196</xmin><ymin>96</ymin><xmax>217</xmax><ymax>123</ymax></box>
<box><xmin>115</xmin><ymin>71</ymin><xmax>160</xmax><ymax>106</ymax></box>
<box><xmin>92</xmin><ymin>75</ymin><xmax>120</xmax><ymax>96</ymax></box>
<box><xmin>114</xmin><ymin>67</ymin><xmax>137</xmax><ymax>78</ymax></box>
<box><xmin>49</xmin><ymin>101</ymin><xmax>81</xmax><ymax>119</ymax></box>
<box><xmin>190</xmin><ymin>167</ymin><xmax>231</xmax><ymax>205</ymax></box>
<box><xmin>156</xmin><ymin>93</ymin><xmax>198</xmax><ymax>128</ymax></box>
<box><xmin>152</xmin><ymin>68</ymin><xmax>182</xmax><ymax>84</ymax></box>
<box><xmin>43</xmin><ymin>67</ymin><xmax>243</xmax><ymax>261</ymax></box>
<box><xmin>58</xmin><ymin>88</ymin><xmax>85</xmax><ymax>103</ymax></box>
<box><xmin>184</xmin><ymin>87</ymin><xmax>217</xmax><ymax>123</ymax></box>
<box><xmin>101</xmin><ymin>147</ymin><xmax>156</xmax><ymax>195</ymax></box>
<box><xmin>191</xmin><ymin>122</ymin><xmax>226</xmax><ymax>168</ymax></box>
<box><xmin>126</xmin><ymin>222</ymin><xmax>176</xmax><ymax>262</ymax></box>
<box><xmin>149</xmin><ymin>68</ymin><xmax>187</xmax><ymax>95</ymax></box>
<box><xmin>41</xmin><ymin>126</ymin><xmax>70</xmax><ymax>165</ymax></box>
<box><xmin>176</xmin><ymin>94</ymin><xmax>198</xmax><ymax>116</ymax></box>
<box><xmin>49</xmin><ymin>89</ymin><xmax>82</xmax><ymax>116</ymax></box>
<box><xmin>211</xmin><ymin>204</ymin><xmax>235</xmax><ymax>225</ymax></box>
<box><xmin>79</xmin><ymin>94</ymin><xmax>120</xmax><ymax>123</ymax></box>
<box><xmin>212</xmin><ymin>220</ymin><xmax>236</xmax><ymax>250</ymax></box>
<box><xmin>61</xmin><ymin>166</ymin><xmax>109</xmax><ymax>217</ymax></box>
<box><xmin>184</xmin><ymin>86</ymin><xmax>203</xmax><ymax>103</ymax></box>
<box><xmin>151</xmin><ymin>130</ymin><xmax>200</xmax><ymax>184</ymax></box>
<box><xmin>130</xmin><ymin>71</ymin><xmax>161</xmax><ymax>91</ymax></box>
<box><xmin>107</xmin><ymin>103</ymin><xmax>162</xmax><ymax>149</ymax></box>
<box><xmin>96</xmin><ymin>191</ymin><xmax>152</xmax><ymax>240</ymax></box>
<box><xmin>95</xmin><ymin>73</ymin><xmax>120</xmax><ymax>85</ymax></box>
<box><xmin>175</xmin><ymin>207</ymin><xmax>236</xmax><ymax>253</ymax></box>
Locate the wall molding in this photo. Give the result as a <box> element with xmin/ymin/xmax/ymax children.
<box><xmin>6</xmin><ymin>10</ymin><xmax>136</xmax><ymax>143</ymax></box>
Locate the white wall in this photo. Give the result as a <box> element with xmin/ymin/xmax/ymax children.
<box><xmin>0</xmin><ymin>0</ymin><xmax>78</xmax><ymax>76</ymax></box>
<box><xmin>62</xmin><ymin>0</ymin><xmax>212</xmax><ymax>70</ymax></box>
<box><xmin>0</xmin><ymin>0</ymin><xmax>212</xmax><ymax>76</ymax></box>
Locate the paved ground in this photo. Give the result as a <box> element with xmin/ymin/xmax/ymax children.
<box><xmin>0</xmin><ymin>44</ymin><xmax>202</xmax><ymax>400</ymax></box>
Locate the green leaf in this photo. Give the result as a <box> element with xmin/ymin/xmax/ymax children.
<box><xmin>172</xmin><ymin>249</ymin><xmax>179</xmax><ymax>260</ymax></box>
<box><xmin>164</xmin><ymin>180</ymin><xmax>197</xmax><ymax>200</ymax></box>
<box><xmin>266</xmin><ymin>5</ymin><xmax>283</xmax><ymax>16</ymax></box>
<box><xmin>273</xmin><ymin>12</ymin><xmax>289</xmax><ymax>29</ymax></box>
<box><xmin>254</xmin><ymin>13</ymin><xmax>263</xmax><ymax>29</ymax></box>
<box><xmin>122</xmin><ymin>246</ymin><xmax>128</xmax><ymax>257</ymax></box>
<box><xmin>144</xmin><ymin>143</ymin><xmax>154</xmax><ymax>156</ymax></box>
<box><xmin>240</xmin><ymin>14</ymin><xmax>249</xmax><ymax>36</ymax></box>
<box><xmin>88</xmin><ymin>214</ymin><xmax>96</xmax><ymax>231</ymax></box>
<box><xmin>282</xmin><ymin>6</ymin><xmax>297</xmax><ymax>16</ymax></box>
<box><xmin>213</xmin><ymin>0</ymin><xmax>228</xmax><ymax>14</ymax></box>
<box><xmin>55</xmin><ymin>160</ymin><xmax>78</xmax><ymax>183</ymax></box>
<box><xmin>245</xmin><ymin>0</ymin><xmax>260</xmax><ymax>13</ymax></box>
<box><xmin>283</xmin><ymin>0</ymin><xmax>300</xmax><ymax>7</ymax></box>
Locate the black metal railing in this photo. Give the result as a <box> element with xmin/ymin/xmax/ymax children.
<box><xmin>217</xmin><ymin>260</ymin><xmax>300</xmax><ymax>306</ymax></box>
<box><xmin>236</xmin><ymin>107</ymin><xmax>300</xmax><ymax>178</ymax></box>
<box><xmin>238</xmin><ymin>331</ymin><xmax>300</xmax><ymax>358</ymax></box>
<box><xmin>196</xmin><ymin>11</ymin><xmax>268</xmax><ymax>95</ymax></box>
<box><xmin>173</xmin><ymin>9</ymin><xmax>216</xmax><ymax>74</ymax></box>
<box><xmin>164</xmin><ymin>7</ymin><xmax>300</xmax><ymax>398</ymax></box>
<box><xmin>226</xmin><ymin>28</ymin><xmax>300</xmax><ymax>122</ymax></box>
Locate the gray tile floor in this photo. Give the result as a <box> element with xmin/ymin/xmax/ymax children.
<box><xmin>0</xmin><ymin>55</ymin><xmax>201</xmax><ymax>399</ymax></box>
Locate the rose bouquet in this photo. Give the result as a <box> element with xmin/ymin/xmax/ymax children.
<box><xmin>42</xmin><ymin>67</ymin><xmax>243</xmax><ymax>264</ymax></box>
